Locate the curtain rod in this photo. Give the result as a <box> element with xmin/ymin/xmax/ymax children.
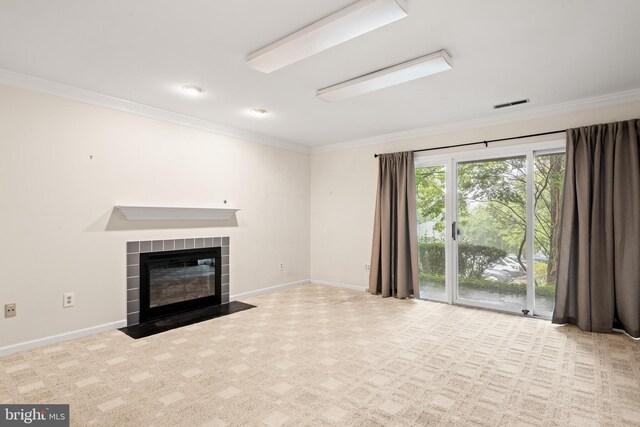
<box><xmin>373</xmin><ymin>129</ymin><xmax>566</xmax><ymax>158</ymax></box>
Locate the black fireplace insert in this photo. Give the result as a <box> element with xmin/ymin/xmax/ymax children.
<box><xmin>139</xmin><ymin>247</ymin><xmax>222</xmax><ymax>322</ymax></box>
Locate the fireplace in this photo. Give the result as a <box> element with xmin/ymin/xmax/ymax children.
<box><xmin>126</xmin><ymin>237</ymin><xmax>230</xmax><ymax>326</ymax></box>
<box><xmin>139</xmin><ymin>247</ymin><xmax>222</xmax><ymax>322</ymax></box>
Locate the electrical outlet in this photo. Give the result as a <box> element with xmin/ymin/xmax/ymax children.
<box><xmin>279</xmin><ymin>262</ymin><xmax>284</xmax><ymax>272</ymax></box>
<box><xmin>5</xmin><ymin>303</ymin><xmax>16</xmax><ymax>318</ymax></box>
<box><xmin>364</xmin><ymin>264</ymin><xmax>371</xmax><ymax>271</ymax></box>
<box><xmin>63</xmin><ymin>292</ymin><xmax>75</xmax><ymax>308</ymax></box>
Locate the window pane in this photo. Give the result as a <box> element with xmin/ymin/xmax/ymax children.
<box><xmin>416</xmin><ymin>165</ymin><xmax>447</xmax><ymax>301</ymax></box>
<box><xmin>457</xmin><ymin>156</ymin><xmax>527</xmax><ymax>310</ymax></box>
<box><xmin>533</xmin><ymin>152</ymin><xmax>565</xmax><ymax>317</ymax></box>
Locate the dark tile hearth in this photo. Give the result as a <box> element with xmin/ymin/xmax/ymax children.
<box><xmin>119</xmin><ymin>301</ymin><xmax>255</xmax><ymax>339</ymax></box>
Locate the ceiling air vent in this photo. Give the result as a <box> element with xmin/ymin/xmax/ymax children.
<box><xmin>493</xmin><ymin>99</ymin><xmax>530</xmax><ymax>109</ymax></box>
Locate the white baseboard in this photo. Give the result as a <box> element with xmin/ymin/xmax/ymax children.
<box><xmin>310</xmin><ymin>279</ymin><xmax>368</xmax><ymax>292</ymax></box>
<box><xmin>612</xmin><ymin>327</ymin><xmax>640</xmax><ymax>341</ymax></box>
<box><xmin>0</xmin><ymin>279</ymin><xmax>367</xmax><ymax>356</ymax></box>
<box><xmin>230</xmin><ymin>279</ymin><xmax>310</xmax><ymax>301</ymax></box>
<box><xmin>0</xmin><ymin>320</ymin><xmax>127</xmax><ymax>357</ymax></box>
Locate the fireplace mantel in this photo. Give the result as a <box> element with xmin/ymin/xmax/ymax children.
<box><xmin>116</xmin><ymin>205</ymin><xmax>240</xmax><ymax>221</ymax></box>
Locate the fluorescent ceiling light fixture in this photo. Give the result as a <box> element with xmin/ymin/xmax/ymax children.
<box><xmin>181</xmin><ymin>85</ymin><xmax>204</xmax><ymax>96</ymax></box>
<box><xmin>316</xmin><ymin>49</ymin><xmax>452</xmax><ymax>102</ymax></box>
<box><xmin>247</xmin><ymin>0</ymin><xmax>408</xmax><ymax>73</ymax></box>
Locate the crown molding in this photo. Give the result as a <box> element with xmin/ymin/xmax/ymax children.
<box><xmin>3</xmin><ymin>68</ymin><xmax>639</xmax><ymax>157</ymax></box>
<box><xmin>310</xmin><ymin>87</ymin><xmax>640</xmax><ymax>155</ymax></box>
<box><xmin>0</xmin><ymin>68</ymin><xmax>311</xmax><ymax>155</ymax></box>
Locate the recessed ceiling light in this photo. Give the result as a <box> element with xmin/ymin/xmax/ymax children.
<box><xmin>181</xmin><ymin>85</ymin><xmax>204</xmax><ymax>96</ymax></box>
<box><xmin>249</xmin><ymin>108</ymin><xmax>269</xmax><ymax>117</ymax></box>
<box><xmin>247</xmin><ymin>0</ymin><xmax>408</xmax><ymax>73</ymax></box>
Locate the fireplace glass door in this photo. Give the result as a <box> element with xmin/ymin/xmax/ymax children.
<box><xmin>149</xmin><ymin>257</ymin><xmax>216</xmax><ymax>308</ymax></box>
<box><xmin>140</xmin><ymin>248</ymin><xmax>221</xmax><ymax>322</ymax></box>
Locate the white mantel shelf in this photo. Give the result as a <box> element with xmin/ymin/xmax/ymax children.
<box><xmin>115</xmin><ymin>206</ymin><xmax>240</xmax><ymax>221</ymax></box>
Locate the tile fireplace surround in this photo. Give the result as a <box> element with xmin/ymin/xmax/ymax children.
<box><xmin>125</xmin><ymin>237</ymin><xmax>230</xmax><ymax>326</ymax></box>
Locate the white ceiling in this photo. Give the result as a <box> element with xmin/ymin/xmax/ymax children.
<box><xmin>1</xmin><ymin>0</ymin><xmax>640</xmax><ymax>148</ymax></box>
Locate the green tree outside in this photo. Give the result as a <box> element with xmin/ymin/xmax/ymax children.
<box><xmin>416</xmin><ymin>153</ymin><xmax>565</xmax><ymax>288</ymax></box>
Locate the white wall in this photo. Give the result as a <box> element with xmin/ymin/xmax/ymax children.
<box><xmin>0</xmin><ymin>85</ymin><xmax>310</xmax><ymax>349</ymax></box>
<box><xmin>2</xmin><ymin>81</ymin><xmax>639</xmax><ymax>352</ymax></box>
<box><xmin>310</xmin><ymin>101</ymin><xmax>640</xmax><ymax>289</ymax></box>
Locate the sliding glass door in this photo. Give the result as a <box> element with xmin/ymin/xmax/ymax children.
<box><xmin>455</xmin><ymin>156</ymin><xmax>528</xmax><ymax>313</ymax></box>
<box><xmin>415</xmin><ymin>141</ymin><xmax>565</xmax><ymax>318</ymax></box>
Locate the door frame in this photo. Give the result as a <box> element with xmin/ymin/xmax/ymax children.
<box><xmin>415</xmin><ymin>139</ymin><xmax>565</xmax><ymax>316</ymax></box>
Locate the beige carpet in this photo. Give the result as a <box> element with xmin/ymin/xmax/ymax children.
<box><xmin>1</xmin><ymin>285</ymin><xmax>639</xmax><ymax>426</ymax></box>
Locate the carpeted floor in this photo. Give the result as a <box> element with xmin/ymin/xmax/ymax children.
<box><xmin>1</xmin><ymin>285</ymin><xmax>639</xmax><ymax>426</ymax></box>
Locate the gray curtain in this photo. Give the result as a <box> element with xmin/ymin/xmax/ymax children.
<box><xmin>369</xmin><ymin>151</ymin><xmax>419</xmax><ymax>298</ymax></box>
<box><xmin>553</xmin><ymin>119</ymin><xmax>640</xmax><ymax>338</ymax></box>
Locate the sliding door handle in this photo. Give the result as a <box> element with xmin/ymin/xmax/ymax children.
<box><xmin>452</xmin><ymin>221</ymin><xmax>457</xmax><ymax>241</ymax></box>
